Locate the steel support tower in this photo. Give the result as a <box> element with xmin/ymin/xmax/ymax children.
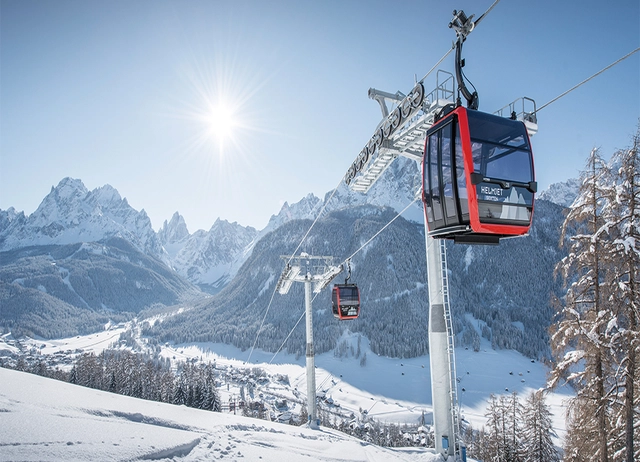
<box><xmin>342</xmin><ymin>22</ymin><xmax>537</xmax><ymax>459</ymax></box>
<box><xmin>425</xmin><ymin>232</ymin><xmax>460</xmax><ymax>457</ymax></box>
<box><xmin>276</xmin><ymin>253</ymin><xmax>342</xmax><ymax>429</ymax></box>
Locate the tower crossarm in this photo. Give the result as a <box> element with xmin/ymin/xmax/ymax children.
<box><xmin>277</xmin><ymin>254</ymin><xmax>342</xmax><ymax>294</ymax></box>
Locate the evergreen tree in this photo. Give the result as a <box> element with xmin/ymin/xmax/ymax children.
<box><xmin>108</xmin><ymin>371</ymin><xmax>117</xmax><ymax>393</ymax></box>
<box><xmin>521</xmin><ymin>390</ymin><xmax>559</xmax><ymax>462</ymax></box>
<box><xmin>75</xmin><ymin>352</ymin><xmax>103</xmax><ymax>390</ymax></box>
<box><xmin>505</xmin><ymin>392</ymin><xmax>524</xmax><ymax>462</ymax></box>
<box><xmin>159</xmin><ymin>369</ymin><xmax>175</xmax><ymax>403</ymax></box>
<box><xmin>69</xmin><ymin>365</ymin><xmax>77</xmax><ymax>384</ymax></box>
<box><xmin>601</xmin><ymin>132</ymin><xmax>640</xmax><ymax>462</ymax></box>
<box><xmin>173</xmin><ymin>376</ymin><xmax>187</xmax><ymax>405</ymax></box>
<box><xmin>550</xmin><ymin>148</ymin><xmax>614</xmax><ymax>462</ymax></box>
<box><xmin>201</xmin><ymin>363</ymin><xmax>221</xmax><ymax>411</ymax></box>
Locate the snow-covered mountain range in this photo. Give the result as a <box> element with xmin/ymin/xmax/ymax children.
<box><xmin>537</xmin><ymin>177</ymin><xmax>581</xmax><ymax>207</ymax></box>
<box><xmin>159</xmin><ymin>214</ymin><xmax>258</xmax><ymax>293</ymax></box>
<box><xmin>0</xmin><ymin>159</ymin><xmax>580</xmax><ymax>357</ymax></box>
<box><xmin>0</xmin><ymin>157</ymin><xmax>579</xmax><ymax>294</ymax></box>
<box><xmin>0</xmin><ymin>177</ymin><xmax>163</xmax><ymax>257</ymax></box>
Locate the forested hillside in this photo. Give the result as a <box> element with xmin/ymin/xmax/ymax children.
<box><xmin>0</xmin><ymin>237</ymin><xmax>202</xmax><ymax>338</ymax></box>
<box><xmin>447</xmin><ymin>199</ymin><xmax>568</xmax><ymax>359</ymax></box>
<box><xmin>144</xmin><ymin>199</ymin><xmax>567</xmax><ymax>360</ymax></box>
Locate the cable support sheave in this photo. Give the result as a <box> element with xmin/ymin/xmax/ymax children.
<box><xmin>418</xmin><ymin>0</ymin><xmax>501</xmax><ymax>87</ymax></box>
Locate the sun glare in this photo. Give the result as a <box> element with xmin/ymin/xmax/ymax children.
<box><xmin>207</xmin><ymin>102</ymin><xmax>238</xmax><ymax>142</ymax></box>
<box><xmin>174</xmin><ymin>47</ymin><xmax>270</xmax><ymax>175</ymax></box>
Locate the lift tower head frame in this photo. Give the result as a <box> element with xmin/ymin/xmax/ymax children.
<box><xmin>276</xmin><ymin>253</ymin><xmax>342</xmax><ymax>428</ymax></box>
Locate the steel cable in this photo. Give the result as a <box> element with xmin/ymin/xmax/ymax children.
<box><xmin>535</xmin><ymin>48</ymin><xmax>640</xmax><ymax>113</ymax></box>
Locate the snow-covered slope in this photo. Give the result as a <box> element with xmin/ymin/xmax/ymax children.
<box><xmin>0</xmin><ymin>366</ymin><xmax>442</xmax><ymax>461</ymax></box>
<box><xmin>1</xmin><ymin>322</ymin><xmax>571</xmax><ymax>460</ymax></box>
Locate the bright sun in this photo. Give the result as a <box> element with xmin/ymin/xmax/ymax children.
<box><xmin>179</xmin><ymin>54</ymin><xmax>260</xmax><ymax>161</ymax></box>
<box><xmin>207</xmin><ymin>102</ymin><xmax>238</xmax><ymax>142</ymax></box>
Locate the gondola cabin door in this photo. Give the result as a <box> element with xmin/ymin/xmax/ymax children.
<box><xmin>422</xmin><ymin>106</ymin><xmax>536</xmax><ymax>244</ymax></box>
<box><xmin>331</xmin><ymin>284</ymin><xmax>360</xmax><ymax>320</ymax></box>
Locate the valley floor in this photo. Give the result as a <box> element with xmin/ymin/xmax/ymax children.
<box><xmin>1</xmin><ymin>325</ymin><xmax>572</xmax><ymax>460</ymax></box>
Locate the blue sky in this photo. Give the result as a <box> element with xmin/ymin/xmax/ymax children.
<box><xmin>1</xmin><ymin>0</ymin><xmax>638</xmax><ymax>232</ymax></box>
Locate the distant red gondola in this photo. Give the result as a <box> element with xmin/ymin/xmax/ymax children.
<box><xmin>331</xmin><ymin>284</ymin><xmax>360</xmax><ymax>320</ymax></box>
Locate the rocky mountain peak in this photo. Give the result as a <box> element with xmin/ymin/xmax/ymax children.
<box><xmin>91</xmin><ymin>184</ymin><xmax>123</xmax><ymax>206</ymax></box>
<box><xmin>0</xmin><ymin>178</ymin><xmax>163</xmax><ymax>257</ymax></box>
<box><xmin>537</xmin><ymin>178</ymin><xmax>580</xmax><ymax>208</ymax></box>
<box><xmin>51</xmin><ymin>177</ymin><xmax>88</xmax><ymax>199</ymax></box>
<box><xmin>159</xmin><ymin>212</ymin><xmax>190</xmax><ymax>246</ymax></box>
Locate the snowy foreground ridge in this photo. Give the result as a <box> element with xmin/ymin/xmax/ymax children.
<box><xmin>0</xmin><ymin>368</ymin><xmax>446</xmax><ymax>462</ymax></box>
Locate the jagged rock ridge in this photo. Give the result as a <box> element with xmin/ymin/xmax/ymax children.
<box><xmin>0</xmin><ymin>177</ymin><xmax>164</xmax><ymax>258</ymax></box>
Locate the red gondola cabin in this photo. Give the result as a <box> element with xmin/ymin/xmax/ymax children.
<box><xmin>422</xmin><ymin>106</ymin><xmax>536</xmax><ymax>245</ymax></box>
<box><xmin>331</xmin><ymin>284</ymin><xmax>360</xmax><ymax>320</ymax></box>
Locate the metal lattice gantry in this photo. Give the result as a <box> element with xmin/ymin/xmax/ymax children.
<box><xmin>276</xmin><ymin>253</ymin><xmax>342</xmax><ymax>428</ymax></box>
<box><xmin>344</xmin><ymin>70</ymin><xmax>538</xmax><ymax>195</ymax></box>
<box><xmin>344</xmin><ymin>70</ymin><xmax>456</xmax><ymax>194</ymax></box>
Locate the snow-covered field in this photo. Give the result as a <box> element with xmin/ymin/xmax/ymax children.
<box><xmin>1</xmin><ymin>323</ymin><xmax>571</xmax><ymax>460</ymax></box>
<box><xmin>0</xmin><ymin>367</ymin><xmax>441</xmax><ymax>461</ymax></box>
